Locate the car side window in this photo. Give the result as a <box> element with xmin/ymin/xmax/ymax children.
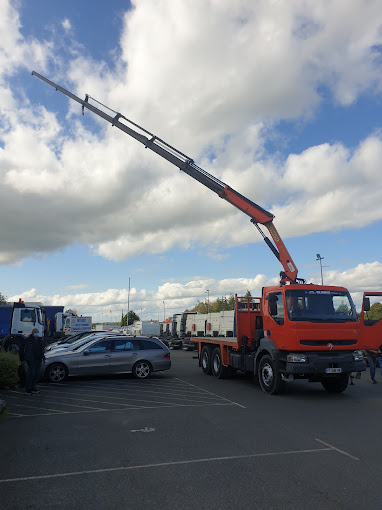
<box><xmin>140</xmin><ymin>340</ymin><xmax>162</xmax><ymax>350</ymax></box>
<box><xmin>112</xmin><ymin>339</ymin><xmax>128</xmax><ymax>351</ymax></box>
<box><xmin>87</xmin><ymin>340</ymin><xmax>111</xmax><ymax>353</ymax></box>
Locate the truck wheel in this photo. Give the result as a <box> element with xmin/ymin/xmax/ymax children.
<box><xmin>201</xmin><ymin>345</ymin><xmax>213</xmax><ymax>375</ymax></box>
<box><xmin>132</xmin><ymin>360</ymin><xmax>152</xmax><ymax>379</ymax></box>
<box><xmin>258</xmin><ymin>355</ymin><xmax>284</xmax><ymax>395</ymax></box>
<box><xmin>45</xmin><ymin>363</ymin><xmax>67</xmax><ymax>383</ymax></box>
<box><xmin>321</xmin><ymin>374</ymin><xmax>349</xmax><ymax>393</ymax></box>
<box><xmin>211</xmin><ymin>347</ymin><xmax>228</xmax><ymax>379</ymax></box>
<box><xmin>3</xmin><ymin>335</ymin><xmax>24</xmax><ymax>354</ymax></box>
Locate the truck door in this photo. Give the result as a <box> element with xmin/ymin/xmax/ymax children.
<box><xmin>11</xmin><ymin>307</ymin><xmax>37</xmax><ymax>336</ymax></box>
<box><xmin>360</xmin><ymin>292</ymin><xmax>382</xmax><ymax>350</ymax></box>
<box><xmin>264</xmin><ymin>291</ymin><xmax>293</xmax><ymax>349</ymax></box>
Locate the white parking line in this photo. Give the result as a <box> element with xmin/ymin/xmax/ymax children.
<box><xmin>9</xmin><ymin>401</ymin><xmax>235</xmax><ymax>418</ymax></box>
<box><xmin>40</xmin><ymin>384</ymin><xmax>225</xmax><ymax>404</ymax></box>
<box><xmin>315</xmin><ymin>439</ymin><xmax>360</xmax><ymax>461</ymax></box>
<box><xmin>0</xmin><ymin>445</ymin><xmax>339</xmax><ymax>483</ymax></box>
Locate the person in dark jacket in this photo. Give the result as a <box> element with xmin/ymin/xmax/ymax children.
<box><xmin>19</xmin><ymin>328</ymin><xmax>46</xmax><ymax>395</ymax></box>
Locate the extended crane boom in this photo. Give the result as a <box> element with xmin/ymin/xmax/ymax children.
<box><xmin>32</xmin><ymin>71</ymin><xmax>302</xmax><ymax>283</ymax></box>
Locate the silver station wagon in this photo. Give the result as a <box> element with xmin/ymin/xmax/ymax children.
<box><xmin>42</xmin><ymin>335</ymin><xmax>171</xmax><ymax>382</ymax></box>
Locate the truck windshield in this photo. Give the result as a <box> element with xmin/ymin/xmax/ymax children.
<box><xmin>285</xmin><ymin>289</ymin><xmax>357</xmax><ymax>322</ymax></box>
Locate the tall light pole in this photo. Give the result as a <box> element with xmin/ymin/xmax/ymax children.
<box><xmin>205</xmin><ymin>289</ymin><xmax>210</xmax><ymax>315</ymax></box>
<box><xmin>127</xmin><ymin>277</ymin><xmax>131</xmax><ymax>326</ymax></box>
<box><xmin>316</xmin><ymin>254</ymin><xmax>324</xmax><ymax>285</ymax></box>
<box><xmin>163</xmin><ymin>301</ymin><xmax>165</xmax><ymax>321</ymax></box>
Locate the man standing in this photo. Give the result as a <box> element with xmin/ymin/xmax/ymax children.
<box><xmin>19</xmin><ymin>328</ymin><xmax>46</xmax><ymax>395</ymax></box>
<box><xmin>366</xmin><ymin>346</ymin><xmax>381</xmax><ymax>384</ymax></box>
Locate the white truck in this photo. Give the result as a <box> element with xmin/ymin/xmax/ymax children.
<box><xmin>128</xmin><ymin>320</ymin><xmax>161</xmax><ymax>337</ymax></box>
<box><xmin>53</xmin><ymin>310</ymin><xmax>92</xmax><ymax>336</ymax></box>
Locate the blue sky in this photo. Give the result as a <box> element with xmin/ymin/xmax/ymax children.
<box><xmin>1</xmin><ymin>0</ymin><xmax>382</xmax><ymax>321</ymax></box>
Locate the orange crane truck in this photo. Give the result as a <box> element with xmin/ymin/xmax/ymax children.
<box><xmin>32</xmin><ymin>71</ymin><xmax>382</xmax><ymax>394</ymax></box>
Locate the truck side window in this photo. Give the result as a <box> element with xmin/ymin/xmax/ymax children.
<box><xmin>20</xmin><ymin>309</ymin><xmax>36</xmax><ymax>323</ymax></box>
<box><xmin>268</xmin><ymin>293</ymin><xmax>284</xmax><ymax>325</ymax></box>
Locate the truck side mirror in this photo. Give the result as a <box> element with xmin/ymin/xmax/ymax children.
<box><xmin>363</xmin><ymin>297</ymin><xmax>370</xmax><ymax>312</ymax></box>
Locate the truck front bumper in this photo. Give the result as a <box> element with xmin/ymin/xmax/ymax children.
<box><xmin>285</xmin><ymin>352</ymin><xmax>366</xmax><ymax>375</ymax></box>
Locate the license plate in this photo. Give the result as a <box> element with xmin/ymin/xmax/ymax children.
<box><xmin>325</xmin><ymin>368</ymin><xmax>342</xmax><ymax>374</ymax></box>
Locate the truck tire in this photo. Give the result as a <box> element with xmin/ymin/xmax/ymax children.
<box><xmin>2</xmin><ymin>335</ymin><xmax>24</xmax><ymax>354</ymax></box>
<box><xmin>201</xmin><ymin>345</ymin><xmax>213</xmax><ymax>375</ymax></box>
<box><xmin>211</xmin><ymin>347</ymin><xmax>229</xmax><ymax>379</ymax></box>
<box><xmin>258</xmin><ymin>354</ymin><xmax>284</xmax><ymax>395</ymax></box>
<box><xmin>321</xmin><ymin>374</ymin><xmax>349</xmax><ymax>393</ymax></box>
<box><xmin>45</xmin><ymin>363</ymin><xmax>67</xmax><ymax>383</ymax></box>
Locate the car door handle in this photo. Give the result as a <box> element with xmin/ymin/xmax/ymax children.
<box><xmin>104</xmin><ymin>354</ymin><xmax>111</xmax><ymax>357</ymax></box>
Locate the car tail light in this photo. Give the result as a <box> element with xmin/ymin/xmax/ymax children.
<box><xmin>163</xmin><ymin>353</ymin><xmax>170</xmax><ymax>359</ymax></box>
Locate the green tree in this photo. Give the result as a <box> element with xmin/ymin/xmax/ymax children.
<box><xmin>0</xmin><ymin>292</ymin><xmax>6</xmax><ymax>305</ymax></box>
<box><xmin>126</xmin><ymin>310</ymin><xmax>140</xmax><ymax>325</ymax></box>
<box><xmin>185</xmin><ymin>294</ymin><xmax>235</xmax><ymax>313</ymax></box>
<box><xmin>367</xmin><ymin>302</ymin><xmax>382</xmax><ymax>320</ymax></box>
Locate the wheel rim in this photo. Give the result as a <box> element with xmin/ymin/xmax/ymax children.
<box><xmin>135</xmin><ymin>363</ymin><xmax>150</xmax><ymax>378</ymax></box>
<box><xmin>261</xmin><ymin>362</ymin><xmax>273</xmax><ymax>387</ymax></box>
<box><xmin>213</xmin><ymin>354</ymin><xmax>220</xmax><ymax>373</ymax></box>
<box><xmin>202</xmin><ymin>352</ymin><xmax>209</xmax><ymax>369</ymax></box>
<box><xmin>9</xmin><ymin>343</ymin><xmax>20</xmax><ymax>354</ymax></box>
<box><xmin>50</xmin><ymin>366</ymin><xmax>65</xmax><ymax>382</ymax></box>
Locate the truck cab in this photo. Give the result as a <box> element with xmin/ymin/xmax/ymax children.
<box><xmin>1</xmin><ymin>302</ymin><xmax>45</xmax><ymax>352</ymax></box>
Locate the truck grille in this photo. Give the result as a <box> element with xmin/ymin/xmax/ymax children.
<box><xmin>300</xmin><ymin>340</ymin><xmax>357</xmax><ymax>346</ymax></box>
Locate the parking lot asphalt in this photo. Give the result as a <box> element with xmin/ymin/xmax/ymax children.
<box><xmin>1</xmin><ymin>349</ymin><xmax>381</xmax><ymax>509</ymax></box>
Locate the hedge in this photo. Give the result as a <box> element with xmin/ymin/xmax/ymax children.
<box><xmin>0</xmin><ymin>350</ymin><xmax>20</xmax><ymax>389</ymax></box>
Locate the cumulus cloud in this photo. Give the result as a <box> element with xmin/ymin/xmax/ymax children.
<box><xmin>0</xmin><ymin>0</ymin><xmax>382</xmax><ymax>266</ymax></box>
<box><xmin>8</xmin><ymin>262</ymin><xmax>382</xmax><ymax>321</ymax></box>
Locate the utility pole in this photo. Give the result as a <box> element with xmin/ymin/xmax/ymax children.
<box><xmin>163</xmin><ymin>301</ymin><xmax>165</xmax><ymax>321</ymax></box>
<box><xmin>316</xmin><ymin>254</ymin><xmax>324</xmax><ymax>285</ymax></box>
<box><xmin>206</xmin><ymin>289</ymin><xmax>210</xmax><ymax>315</ymax></box>
<box><xmin>127</xmin><ymin>277</ymin><xmax>130</xmax><ymax>325</ymax></box>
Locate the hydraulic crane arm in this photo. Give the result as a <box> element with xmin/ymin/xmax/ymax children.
<box><xmin>32</xmin><ymin>71</ymin><xmax>301</xmax><ymax>284</ymax></box>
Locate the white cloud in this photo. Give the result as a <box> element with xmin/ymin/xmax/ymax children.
<box><xmin>0</xmin><ymin>0</ymin><xmax>382</xmax><ymax>265</ymax></box>
<box><xmin>62</xmin><ymin>18</ymin><xmax>71</xmax><ymax>32</ymax></box>
<box><xmin>8</xmin><ymin>261</ymin><xmax>382</xmax><ymax>321</ymax></box>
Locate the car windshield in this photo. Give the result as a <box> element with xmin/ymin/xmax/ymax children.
<box><xmin>285</xmin><ymin>289</ymin><xmax>357</xmax><ymax>322</ymax></box>
<box><xmin>59</xmin><ymin>333</ymin><xmax>92</xmax><ymax>344</ymax></box>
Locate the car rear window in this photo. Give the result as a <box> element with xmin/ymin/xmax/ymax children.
<box><xmin>139</xmin><ymin>339</ymin><xmax>163</xmax><ymax>350</ymax></box>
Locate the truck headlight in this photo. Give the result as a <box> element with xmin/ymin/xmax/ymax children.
<box><xmin>287</xmin><ymin>354</ymin><xmax>308</xmax><ymax>363</ymax></box>
<box><xmin>353</xmin><ymin>351</ymin><xmax>364</xmax><ymax>362</ymax></box>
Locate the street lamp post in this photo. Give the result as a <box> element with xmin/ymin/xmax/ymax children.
<box><xmin>205</xmin><ymin>289</ymin><xmax>210</xmax><ymax>315</ymax></box>
<box><xmin>163</xmin><ymin>301</ymin><xmax>165</xmax><ymax>321</ymax></box>
<box><xmin>316</xmin><ymin>254</ymin><xmax>324</xmax><ymax>285</ymax></box>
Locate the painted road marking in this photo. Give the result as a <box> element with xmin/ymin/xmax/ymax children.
<box><xmin>0</xmin><ymin>442</ymin><xmax>359</xmax><ymax>484</ymax></box>
<box><xmin>1</xmin><ymin>377</ymin><xmax>244</xmax><ymax>417</ymax></box>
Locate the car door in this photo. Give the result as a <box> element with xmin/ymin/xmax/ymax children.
<box><xmin>109</xmin><ymin>338</ymin><xmax>141</xmax><ymax>373</ymax></box>
<box><xmin>76</xmin><ymin>339</ymin><xmax>112</xmax><ymax>375</ymax></box>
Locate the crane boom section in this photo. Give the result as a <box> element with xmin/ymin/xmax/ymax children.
<box><xmin>31</xmin><ymin>71</ymin><xmax>299</xmax><ymax>283</ymax></box>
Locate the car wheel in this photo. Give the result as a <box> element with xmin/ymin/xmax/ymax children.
<box><xmin>201</xmin><ymin>345</ymin><xmax>213</xmax><ymax>375</ymax></box>
<box><xmin>133</xmin><ymin>361</ymin><xmax>152</xmax><ymax>379</ymax></box>
<box><xmin>211</xmin><ymin>347</ymin><xmax>229</xmax><ymax>379</ymax></box>
<box><xmin>46</xmin><ymin>363</ymin><xmax>67</xmax><ymax>383</ymax></box>
<box><xmin>321</xmin><ymin>374</ymin><xmax>349</xmax><ymax>393</ymax></box>
<box><xmin>258</xmin><ymin>355</ymin><xmax>284</xmax><ymax>395</ymax></box>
